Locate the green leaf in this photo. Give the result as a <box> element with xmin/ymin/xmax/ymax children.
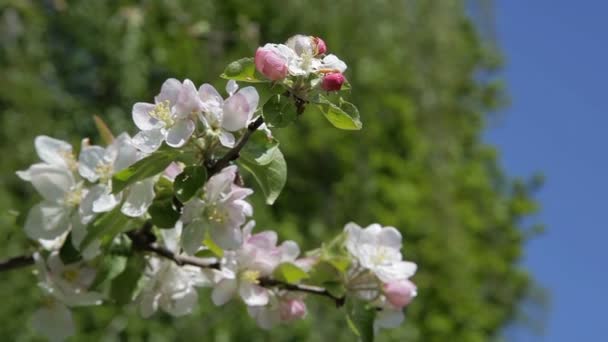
<box><xmin>263</xmin><ymin>94</ymin><xmax>298</xmax><ymax>128</ymax></box>
<box><xmin>110</xmin><ymin>254</ymin><xmax>145</xmax><ymax>305</ymax></box>
<box><xmin>346</xmin><ymin>299</ymin><xmax>376</xmax><ymax>342</ymax></box>
<box><xmin>112</xmin><ymin>150</ymin><xmax>175</xmax><ymax>194</ymax></box>
<box><xmin>273</xmin><ymin>262</ymin><xmax>309</xmax><ymax>284</ymax></box>
<box><xmin>254</xmin><ymin>83</ymin><xmax>286</xmax><ymax>107</ymax></box>
<box><xmin>240</xmin><ymin>130</ymin><xmax>280</xmax><ymax>165</ymax></box>
<box><xmin>203</xmin><ymin>235</ymin><xmax>224</xmax><ymax>258</ymax></box>
<box><xmin>80</xmin><ymin>207</ymin><xmax>138</xmax><ymax>250</ymax></box>
<box><xmin>93</xmin><ymin>115</ymin><xmax>115</xmax><ymax>145</ymax></box>
<box><xmin>238</xmin><ymin>145</ymin><xmax>287</xmax><ymax>205</ymax></box>
<box><xmin>220</xmin><ymin>57</ymin><xmax>267</xmax><ymax>83</ymax></box>
<box><xmin>148</xmin><ymin>197</ymin><xmax>180</xmax><ymax>228</ymax></box>
<box><xmin>314</xmin><ymin>94</ymin><xmax>362</xmax><ymax>130</ymax></box>
<box><xmin>59</xmin><ymin>233</ymin><xmax>82</xmax><ymax>264</ymax></box>
<box><xmin>90</xmin><ymin>254</ymin><xmax>127</xmax><ymax>290</ymax></box>
<box><xmin>174</xmin><ymin>165</ymin><xmax>207</xmax><ymax>202</ymax></box>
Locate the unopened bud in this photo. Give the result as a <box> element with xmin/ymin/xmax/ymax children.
<box><xmin>321</xmin><ymin>72</ymin><xmax>346</xmax><ymax>91</ymax></box>
<box><xmin>280</xmin><ymin>298</ymin><xmax>307</xmax><ymax>321</ymax></box>
<box><xmin>314</xmin><ymin>37</ymin><xmax>327</xmax><ymax>55</ymax></box>
<box><xmin>255</xmin><ymin>46</ymin><xmax>288</xmax><ymax>81</ymax></box>
<box><xmin>383</xmin><ymin>279</ymin><xmax>417</xmax><ymax>309</ymax></box>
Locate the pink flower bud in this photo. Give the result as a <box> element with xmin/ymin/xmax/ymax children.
<box><xmin>321</xmin><ymin>72</ymin><xmax>346</xmax><ymax>91</ymax></box>
<box><xmin>255</xmin><ymin>47</ymin><xmax>288</xmax><ymax>81</ymax></box>
<box><xmin>383</xmin><ymin>280</ymin><xmax>417</xmax><ymax>309</ymax></box>
<box><xmin>280</xmin><ymin>298</ymin><xmax>307</xmax><ymax>322</ymax></box>
<box><xmin>314</xmin><ymin>37</ymin><xmax>327</xmax><ymax>55</ymax></box>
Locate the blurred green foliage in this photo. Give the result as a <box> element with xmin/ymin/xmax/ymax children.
<box><xmin>0</xmin><ymin>0</ymin><xmax>541</xmax><ymax>341</ymax></box>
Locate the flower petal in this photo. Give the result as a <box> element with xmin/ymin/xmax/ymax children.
<box><xmin>182</xmin><ymin>220</ymin><xmax>206</xmax><ymax>255</ymax></box>
<box><xmin>31</xmin><ymin>302</ymin><xmax>75</xmax><ymax>342</ymax></box>
<box><xmin>165</xmin><ymin>119</ymin><xmax>195</xmax><ymax>147</ymax></box>
<box><xmin>35</xmin><ymin>136</ymin><xmax>73</xmax><ymax>168</ymax></box>
<box><xmin>222</xmin><ymin>87</ymin><xmax>259</xmax><ymax>131</ymax></box>
<box><xmin>174</xmin><ymin>79</ymin><xmax>203</xmax><ymax>116</ymax></box>
<box><xmin>25</xmin><ymin>203</ymin><xmax>71</xmax><ymax>241</ymax></box>
<box><xmin>78</xmin><ymin>145</ymin><xmax>105</xmax><ymax>182</ymax></box>
<box><xmin>155</xmin><ymin>78</ymin><xmax>182</xmax><ymax>105</ymax></box>
<box><xmin>209</xmin><ymin>224</ymin><xmax>242</xmax><ymax>251</ymax></box>
<box><xmin>212</xmin><ymin>278</ymin><xmax>237</xmax><ymax>306</ymax></box>
<box><xmin>121</xmin><ymin>179</ymin><xmax>155</xmax><ymax>217</ymax></box>
<box><xmin>218</xmin><ymin>130</ymin><xmax>235</xmax><ymax>148</ymax></box>
<box><xmin>29</xmin><ymin>164</ymin><xmax>74</xmax><ymax>202</ymax></box>
<box><xmin>161</xmin><ymin>287</ymin><xmax>198</xmax><ymax>317</ymax></box>
<box><xmin>132</xmin><ymin>102</ymin><xmax>161</xmax><ymax>130</ymax></box>
<box><xmin>239</xmin><ymin>283</ymin><xmax>269</xmax><ymax>306</ymax></box>
<box><xmin>132</xmin><ymin>129</ymin><xmax>164</xmax><ymax>153</ymax></box>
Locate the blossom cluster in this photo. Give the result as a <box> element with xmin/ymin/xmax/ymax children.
<box><xmin>13</xmin><ymin>34</ymin><xmax>417</xmax><ymax>342</ymax></box>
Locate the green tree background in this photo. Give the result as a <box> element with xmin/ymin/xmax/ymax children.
<box><xmin>0</xmin><ymin>0</ymin><xmax>541</xmax><ymax>341</ymax></box>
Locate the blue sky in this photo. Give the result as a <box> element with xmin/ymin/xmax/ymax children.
<box><xmin>488</xmin><ymin>1</ymin><xmax>608</xmax><ymax>341</ymax></box>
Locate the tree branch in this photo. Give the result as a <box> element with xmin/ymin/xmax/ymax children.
<box><xmin>208</xmin><ymin>116</ymin><xmax>265</xmax><ymax>175</ymax></box>
<box><xmin>0</xmin><ymin>254</ymin><xmax>35</xmax><ymax>272</ymax></box>
<box><xmin>260</xmin><ymin>278</ymin><xmax>345</xmax><ymax>307</ymax></box>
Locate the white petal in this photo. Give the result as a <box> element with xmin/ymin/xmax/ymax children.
<box><xmin>279</xmin><ymin>240</ymin><xmax>300</xmax><ymax>262</ymax></box>
<box><xmin>79</xmin><ymin>185</ymin><xmax>104</xmax><ymax>224</ymax></box>
<box><xmin>374</xmin><ymin>309</ymin><xmax>404</xmax><ymax>332</ymax></box>
<box><xmin>174</xmin><ymin>79</ymin><xmax>203</xmax><ymax>116</ymax></box>
<box><xmin>25</xmin><ymin>203</ymin><xmax>71</xmax><ymax>240</ymax></box>
<box><xmin>155</xmin><ymin>78</ymin><xmax>182</xmax><ymax>105</ymax></box>
<box><xmin>35</xmin><ymin>136</ymin><xmax>73</xmax><ymax>168</ymax></box>
<box><xmin>211</xmin><ymin>278</ymin><xmax>237</xmax><ymax>306</ymax></box>
<box><xmin>139</xmin><ymin>290</ymin><xmax>159</xmax><ymax>318</ymax></box>
<box><xmin>376</xmin><ymin>261</ymin><xmax>418</xmax><ymax>283</ymax></box>
<box><xmin>132</xmin><ymin>102</ymin><xmax>162</xmax><ymax>130</ymax></box>
<box><xmin>38</xmin><ymin>232</ymin><xmax>69</xmax><ymax>251</ymax></box>
<box><xmin>204</xmin><ymin>166</ymin><xmax>236</xmax><ymax>201</ymax></box>
<box><xmin>182</xmin><ymin>221</ymin><xmax>206</xmax><ymax>255</ymax></box>
<box><xmin>239</xmin><ymin>283</ymin><xmax>269</xmax><ymax>306</ymax></box>
<box><xmin>121</xmin><ymin>179</ymin><xmax>155</xmax><ymax>217</ymax></box>
<box><xmin>112</xmin><ymin>134</ymin><xmax>139</xmax><ymax>171</ymax></box>
<box><xmin>322</xmin><ymin>54</ymin><xmax>347</xmax><ymax>72</ymax></box>
<box><xmin>209</xmin><ymin>224</ymin><xmax>242</xmax><ymax>251</ymax></box>
<box><xmin>225</xmin><ymin>80</ymin><xmax>239</xmax><ymax>96</ymax></box>
<box><xmin>377</xmin><ymin>226</ymin><xmax>402</xmax><ymax>250</ymax></box>
<box><xmin>222</xmin><ymin>87</ymin><xmax>259</xmax><ymax>131</ymax></box>
<box><xmin>218</xmin><ymin>130</ymin><xmax>235</xmax><ymax>148</ymax></box>
<box><xmin>165</xmin><ymin>119</ymin><xmax>195</xmax><ymax>147</ymax></box>
<box><xmin>132</xmin><ymin>129</ymin><xmax>164</xmax><ymax>153</ymax></box>
<box><xmin>162</xmin><ymin>287</ymin><xmax>198</xmax><ymax>317</ymax></box>
<box><xmin>29</xmin><ymin>164</ymin><xmax>74</xmax><ymax>202</ymax></box>
<box><xmin>31</xmin><ymin>302</ymin><xmax>75</xmax><ymax>342</ymax></box>
<box><xmin>78</xmin><ymin>145</ymin><xmax>105</xmax><ymax>182</ymax></box>
<box><xmin>198</xmin><ymin>83</ymin><xmax>223</xmax><ymax>107</ymax></box>
<box><xmin>92</xmin><ymin>191</ymin><xmax>122</xmax><ymax>213</ymax></box>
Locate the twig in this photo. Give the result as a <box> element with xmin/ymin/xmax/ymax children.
<box><xmin>260</xmin><ymin>278</ymin><xmax>346</xmax><ymax>307</ymax></box>
<box><xmin>208</xmin><ymin>116</ymin><xmax>265</xmax><ymax>175</ymax></box>
<box><xmin>0</xmin><ymin>254</ymin><xmax>35</xmax><ymax>272</ymax></box>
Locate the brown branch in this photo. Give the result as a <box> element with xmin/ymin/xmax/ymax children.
<box><xmin>208</xmin><ymin>116</ymin><xmax>265</xmax><ymax>175</ymax></box>
<box><xmin>260</xmin><ymin>278</ymin><xmax>345</xmax><ymax>307</ymax></box>
<box><xmin>0</xmin><ymin>254</ymin><xmax>35</xmax><ymax>272</ymax></box>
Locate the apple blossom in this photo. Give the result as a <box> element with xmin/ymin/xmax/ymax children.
<box><xmin>247</xmin><ymin>292</ymin><xmax>307</xmax><ymax>329</ymax></box>
<box><xmin>344</xmin><ymin>222</ymin><xmax>417</xmax><ymax>283</ymax></box>
<box><xmin>314</xmin><ymin>36</ymin><xmax>327</xmax><ymax>55</ymax></box>
<box><xmin>198</xmin><ymin>81</ymin><xmax>260</xmax><ymax>147</ymax></box>
<box><xmin>211</xmin><ymin>221</ymin><xmax>300</xmax><ymax>307</ymax></box>
<box><xmin>132</xmin><ymin>78</ymin><xmax>203</xmax><ymax>153</ymax></box>
<box><xmin>181</xmin><ymin>165</ymin><xmax>253</xmax><ymax>252</ymax></box>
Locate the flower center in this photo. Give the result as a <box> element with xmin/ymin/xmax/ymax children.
<box><xmin>372</xmin><ymin>247</ymin><xmax>389</xmax><ymax>265</ymax></box>
<box><xmin>95</xmin><ymin>162</ymin><xmax>114</xmax><ymax>183</ymax></box>
<box><xmin>64</xmin><ymin>184</ymin><xmax>84</xmax><ymax>207</ymax></box>
<box><xmin>241</xmin><ymin>270</ymin><xmax>261</xmax><ymax>284</ymax></box>
<box><xmin>62</xmin><ymin>269</ymin><xmax>79</xmax><ymax>283</ymax></box>
<box><xmin>206</xmin><ymin>204</ymin><xmax>227</xmax><ymax>224</ymax></box>
<box><xmin>59</xmin><ymin>149</ymin><xmax>78</xmax><ymax>171</ymax></box>
<box><xmin>150</xmin><ymin>100</ymin><xmax>175</xmax><ymax>127</ymax></box>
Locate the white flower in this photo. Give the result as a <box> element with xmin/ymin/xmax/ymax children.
<box><xmin>78</xmin><ymin>133</ymin><xmax>144</xmax><ymax>218</ymax></box>
<box><xmin>31</xmin><ymin>252</ymin><xmax>103</xmax><ymax>341</ymax></box>
<box><xmin>138</xmin><ymin>225</ymin><xmax>213</xmax><ymax>318</ymax></box>
<box><xmin>17</xmin><ymin>136</ymin><xmax>78</xmax><ymax>182</ymax></box>
<box><xmin>180</xmin><ymin>165</ymin><xmax>253</xmax><ymax>252</ymax></box>
<box><xmin>344</xmin><ymin>223</ymin><xmax>417</xmax><ymax>283</ymax></box>
<box><xmin>211</xmin><ymin>221</ymin><xmax>300</xmax><ymax>307</ymax></box>
<box><xmin>315</xmin><ymin>54</ymin><xmax>347</xmax><ymax>73</ymax></box>
<box><xmin>23</xmin><ymin>164</ymin><xmax>86</xmax><ymax>241</ymax></box>
<box><xmin>132</xmin><ymin>78</ymin><xmax>203</xmax><ymax>153</ymax></box>
<box><xmin>198</xmin><ymin>81</ymin><xmax>260</xmax><ymax>147</ymax></box>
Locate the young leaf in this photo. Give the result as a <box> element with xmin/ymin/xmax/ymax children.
<box><xmin>220</xmin><ymin>57</ymin><xmax>267</xmax><ymax>83</ymax></box>
<box><xmin>240</xmin><ymin>130</ymin><xmax>280</xmax><ymax>165</ymax></box>
<box><xmin>346</xmin><ymin>299</ymin><xmax>376</xmax><ymax>342</ymax></box>
<box><xmin>148</xmin><ymin>198</ymin><xmax>180</xmax><ymax>228</ymax></box>
<box><xmin>273</xmin><ymin>262</ymin><xmax>309</xmax><ymax>284</ymax></box>
<box><xmin>263</xmin><ymin>94</ymin><xmax>298</xmax><ymax>128</ymax></box>
<box><xmin>80</xmin><ymin>207</ymin><xmax>138</xmax><ymax>250</ymax></box>
<box><xmin>314</xmin><ymin>94</ymin><xmax>362</xmax><ymax>130</ymax></box>
<box><xmin>93</xmin><ymin>115</ymin><xmax>115</xmax><ymax>145</ymax></box>
<box><xmin>110</xmin><ymin>254</ymin><xmax>145</xmax><ymax>305</ymax></box>
<box><xmin>112</xmin><ymin>151</ymin><xmax>175</xmax><ymax>194</ymax></box>
<box><xmin>174</xmin><ymin>165</ymin><xmax>207</xmax><ymax>203</ymax></box>
<box><xmin>238</xmin><ymin>146</ymin><xmax>287</xmax><ymax>205</ymax></box>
